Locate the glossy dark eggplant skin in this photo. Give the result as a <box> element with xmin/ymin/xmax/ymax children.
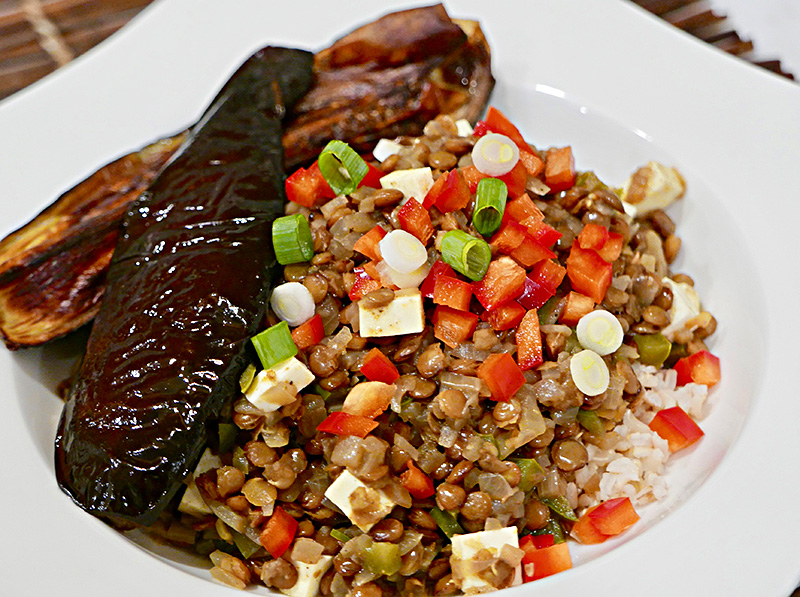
<box><xmin>54</xmin><ymin>47</ymin><xmax>313</xmax><ymax>526</ymax></box>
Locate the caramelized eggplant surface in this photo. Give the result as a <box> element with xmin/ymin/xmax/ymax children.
<box><xmin>0</xmin><ymin>4</ymin><xmax>493</xmax><ymax>348</ymax></box>
<box><xmin>54</xmin><ymin>47</ymin><xmax>313</xmax><ymax>525</ymax></box>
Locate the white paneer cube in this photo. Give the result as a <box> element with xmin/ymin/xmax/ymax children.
<box><xmin>178</xmin><ymin>448</ymin><xmax>222</xmax><ymax>517</ymax></box>
<box><xmin>359</xmin><ymin>288</ymin><xmax>424</xmax><ymax>338</ymax></box>
<box><xmin>372</xmin><ymin>138</ymin><xmax>404</xmax><ymax>163</ymax></box>
<box><xmin>660</xmin><ymin>277</ymin><xmax>701</xmax><ymax>340</ymax></box>
<box><xmin>380</xmin><ymin>167</ymin><xmax>434</xmax><ymax>203</ymax></box>
<box><xmin>323</xmin><ymin>470</ymin><xmax>395</xmax><ymax>532</ymax></box>
<box><xmin>244</xmin><ymin>357</ymin><xmax>314</xmax><ymax>412</ymax></box>
<box><xmin>280</xmin><ymin>555</ymin><xmax>333</xmax><ymax>597</ymax></box>
<box><xmin>451</xmin><ymin>527</ymin><xmax>523</xmax><ymax>593</ymax></box>
<box><xmin>620</xmin><ymin>161</ymin><xmax>685</xmax><ymax>217</ymax></box>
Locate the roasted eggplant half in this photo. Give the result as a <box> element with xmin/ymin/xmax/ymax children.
<box><xmin>54</xmin><ymin>46</ymin><xmax>313</xmax><ymax>525</ymax></box>
<box><xmin>0</xmin><ymin>4</ymin><xmax>493</xmax><ymax>348</ymax></box>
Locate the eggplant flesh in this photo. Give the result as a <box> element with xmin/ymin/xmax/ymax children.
<box><xmin>0</xmin><ymin>4</ymin><xmax>493</xmax><ymax>349</ymax></box>
<box><xmin>0</xmin><ymin>135</ymin><xmax>184</xmax><ymax>348</ymax></box>
<box><xmin>54</xmin><ymin>47</ymin><xmax>314</xmax><ymax>526</ymax></box>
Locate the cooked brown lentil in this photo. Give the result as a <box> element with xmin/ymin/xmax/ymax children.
<box><xmin>163</xmin><ymin>113</ymin><xmax>718</xmax><ymax>597</ymax></box>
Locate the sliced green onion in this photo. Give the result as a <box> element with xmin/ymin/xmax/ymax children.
<box><xmin>472</xmin><ymin>133</ymin><xmax>520</xmax><ymax>176</ymax></box>
<box><xmin>431</xmin><ymin>507</ymin><xmax>464</xmax><ymax>539</ymax></box>
<box><xmin>272</xmin><ymin>214</ymin><xmax>313</xmax><ymax>265</ymax></box>
<box><xmin>270</xmin><ymin>282</ymin><xmax>315</xmax><ymax>327</ymax></box>
<box><xmin>473</xmin><ymin>178</ymin><xmax>507</xmax><ymax>236</ymax></box>
<box><xmin>239</xmin><ymin>363</ymin><xmax>256</xmax><ymax>393</ymax></box>
<box><xmin>251</xmin><ymin>321</ymin><xmax>297</xmax><ymax>370</ymax></box>
<box><xmin>318</xmin><ymin>140</ymin><xmax>368</xmax><ymax>195</ymax></box>
<box><xmin>440</xmin><ymin>230</ymin><xmax>491</xmax><ymax>281</ymax></box>
<box><xmin>379</xmin><ymin>230</ymin><xmax>428</xmax><ymax>274</ymax></box>
<box><xmin>330</xmin><ymin>528</ymin><xmax>351</xmax><ymax>543</ymax></box>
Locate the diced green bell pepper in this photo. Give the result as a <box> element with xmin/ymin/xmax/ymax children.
<box><xmin>363</xmin><ymin>541</ymin><xmax>402</xmax><ymax>576</ymax></box>
<box><xmin>633</xmin><ymin>333</ymin><xmax>672</xmax><ymax>367</ymax></box>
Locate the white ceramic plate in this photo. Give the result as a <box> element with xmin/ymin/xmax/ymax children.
<box><xmin>1</xmin><ymin>1</ymin><xmax>799</xmax><ymax>595</ymax></box>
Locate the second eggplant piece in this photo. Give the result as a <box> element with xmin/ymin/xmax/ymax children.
<box><xmin>0</xmin><ymin>4</ymin><xmax>493</xmax><ymax>349</ymax></box>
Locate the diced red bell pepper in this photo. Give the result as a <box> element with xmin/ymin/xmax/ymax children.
<box><xmin>423</xmin><ymin>171</ymin><xmax>448</xmax><ymax>209</ymax></box>
<box><xmin>360</xmin><ymin>347</ymin><xmax>400</xmax><ymax>384</ymax></box>
<box><xmin>477</xmin><ymin>352</ymin><xmax>526</xmax><ymax>402</ymax></box>
<box><xmin>504</xmin><ymin>194</ymin><xmax>544</xmax><ymax>224</ymax></box>
<box><xmin>473</xmin><ymin>105</ymin><xmax>545</xmax><ymax>177</ymax></box>
<box><xmin>358</xmin><ymin>161</ymin><xmax>384</xmax><ymax>189</ymax></box>
<box><xmin>566</xmin><ymin>244</ymin><xmax>612</xmax><ymax>304</ymax></box>
<box><xmin>522</xmin><ymin>541</ymin><xmax>572</xmax><ymax>581</ymax></box>
<box><xmin>529</xmin><ymin>534</ymin><xmax>555</xmax><ymax>550</ymax></box>
<box><xmin>673</xmin><ymin>350</ymin><xmax>721</xmax><ymax>387</ymax></box>
<box><xmin>420</xmin><ymin>260</ymin><xmax>456</xmax><ymax>299</ymax></box>
<box><xmin>530</xmin><ymin>259</ymin><xmax>567</xmax><ymax>294</ymax></box>
<box><xmin>260</xmin><ymin>506</ymin><xmax>298</xmax><ymax>558</ymax></box>
<box><xmin>490</xmin><ymin>220</ymin><xmax>528</xmax><ymax>254</ymax></box>
<box><xmin>518</xmin><ymin>260</ymin><xmax>566</xmax><ymax>310</ymax></box>
<box><xmin>291</xmin><ymin>313</ymin><xmax>325</xmax><ymax>350</ymax></box>
<box><xmin>317</xmin><ymin>411</ymin><xmax>379</xmax><ymax>438</ymax></box>
<box><xmin>348</xmin><ymin>266</ymin><xmax>382</xmax><ymax>301</ymax></box>
<box><xmin>484</xmin><ymin>301</ymin><xmax>526</xmax><ymax>331</ymax></box>
<box><xmin>522</xmin><ymin>218</ymin><xmax>562</xmax><ymax>249</ymax></box>
<box><xmin>597</xmin><ymin>231</ymin><xmax>624</xmax><ymax>263</ymax></box>
<box><xmin>461</xmin><ymin>165</ymin><xmax>487</xmax><ymax>194</ymax></box>
<box><xmin>516</xmin><ymin>309</ymin><xmax>543</xmax><ymax>370</ymax></box>
<box><xmin>397</xmin><ymin>197</ymin><xmax>434</xmax><ymax>245</ymax></box>
<box><xmin>518</xmin><ymin>150</ymin><xmax>545</xmax><ymax>178</ymax></box>
<box><xmin>648</xmin><ymin>406</ymin><xmax>705</xmax><ymax>451</ymax></box>
<box><xmin>432</xmin><ymin>305</ymin><xmax>479</xmax><ymax>349</ymax></box>
<box><xmin>362</xmin><ymin>260</ymin><xmax>383</xmax><ymax>284</ymax></box>
<box><xmin>400</xmin><ymin>459</ymin><xmax>435</xmax><ymax>499</ymax></box>
<box><xmin>570</xmin><ymin>505</ymin><xmax>610</xmax><ymax>545</ymax></box>
<box><xmin>587</xmin><ymin>497</ymin><xmax>640</xmax><ymax>535</ymax></box>
<box><xmin>472</xmin><ymin>256</ymin><xmax>526</xmax><ymax>311</ymax></box>
<box><xmin>433</xmin><ymin>169</ymin><xmax>470</xmax><ymax>213</ymax></box>
<box><xmin>474</xmin><ymin>107</ymin><xmax>530</xmax><ymax>151</ymax></box>
<box><xmin>433</xmin><ymin>275</ymin><xmax>473</xmax><ymax>311</ymax></box>
<box><xmin>558</xmin><ymin>291</ymin><xmax>595</xmax><ymax>326</ymax></box>
<box><xmin>285</xmin><ymin>161</ymin><xmax>336</xmax><ymax>208</ymax></box>
<box><xmin>577</xmin><ymin>223</ymin><xmax>610</xmax><ymax>251</ymax></box>
<box><xmin>517</xmin><ymin>276</ymin><xmax>552</xmax><ymax>311</ymax></box>
<box><xmin>509</xmin><ymin>233</ymin><xmax>555</xmax><ymax>268</ymax></box>
<box><xmin>497</xmin><ymin>160</ymin><xmax>528</xmax><ymax>198</ymax></box>
<box><xmin>544</xmin><ymin>146</ymin><xmax>576</xmax><ymax>193</ymax></box>
<box><xmin>353</xmin><ymin>225</ymin><xmax>387</xmax><ymax>262</ymax></box>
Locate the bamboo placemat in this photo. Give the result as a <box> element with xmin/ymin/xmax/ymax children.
<box><xmin>0</xmin><ymin>0</ymin><xmax>794</xmax><ymax>101</ymax></box>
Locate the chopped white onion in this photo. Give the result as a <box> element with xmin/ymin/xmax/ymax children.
<box><xmin>472</xmin><ymin>133</ymin><xmax>520</xmax><ymax>176</ymax></box>
<box><xmin>269</xmin><ymin>282</ymin><xmax>315</xmax><ymax>326</ymax></box>
<box><xmin>378</xmin><ymin>229</ymin><xmax>428</xmax><ymax>274</ymax></box>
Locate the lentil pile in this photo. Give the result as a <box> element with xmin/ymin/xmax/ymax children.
<box><xmin>151</xmin><ymin>110</ymin><xmax>720</xmax><ymax>595</ymax></box>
